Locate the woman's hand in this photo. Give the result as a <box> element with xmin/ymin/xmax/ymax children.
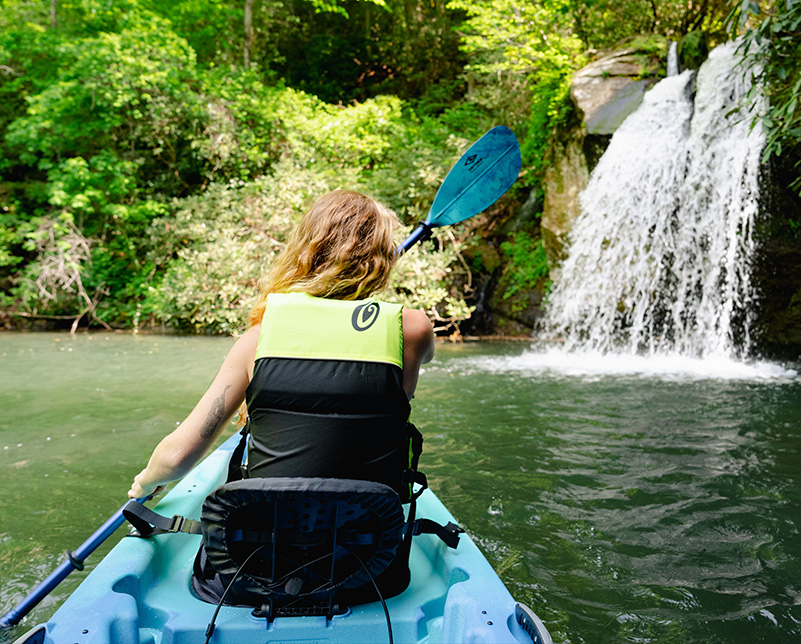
<box><xmin>128</xmin><ymin>469</ymin><xmax>164</xmax><ymax>499</ymax></box>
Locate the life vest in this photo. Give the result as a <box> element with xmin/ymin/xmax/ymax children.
<box><xmin>241</xmin><ymin>292</ymin><xmax>418</xmax><ymax>501</ymax></box>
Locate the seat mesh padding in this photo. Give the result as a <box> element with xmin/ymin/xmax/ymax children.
<box><xmin>198</xmin><ymin>477</ymin><xmax>405</xmax><ymax>608</ymax></box>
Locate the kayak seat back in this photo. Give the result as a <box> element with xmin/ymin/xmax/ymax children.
<box><xmin>123</xmin><ymin>476</ymin><xmax>464</xmax><ymax>621</ymax></box>
<box><xmin>192</xmin><ymin>477</ymin><xmax>406</xmax><ymax>617</ymax></box>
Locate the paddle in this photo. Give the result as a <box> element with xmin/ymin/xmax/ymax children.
<box><xmin>0</xmin><ymin>496</ymin><xmax>150</xmax><ymax>629</ymax></box>
<box><xmin>398</xmin><ymin>125</ymin><xmax>521</xmax><ymax>254</ymax></box>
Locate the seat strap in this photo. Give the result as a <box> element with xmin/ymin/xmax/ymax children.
<box><xmin>123</xmin><ymin>500</ymin><xmax>202</xmax><ymax>537</ymax></box>
<box><xmin>406</xmin><ymin>519</ymin><xmax>464</xmax><ymax>550</ymax></box>
<box><xmin>123</xmin><ymin>493</ymin><xmax>463</xmax><ymax>550</ymax></box>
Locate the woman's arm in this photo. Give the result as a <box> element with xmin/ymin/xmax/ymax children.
<box><xmin>401</xmin><ymin>308</ymin><xmax>435</xmax><ymax>400</ymax></box>
<box><xmin>128</xmin><ymin>325</ymin><xmax>260</xmax><ymax>498</ymax></box>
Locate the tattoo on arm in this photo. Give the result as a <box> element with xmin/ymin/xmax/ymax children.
<box><xmin>200</xmin><ymin>385</ymin><xmax>232</xmax><ymax>439</ymax></box>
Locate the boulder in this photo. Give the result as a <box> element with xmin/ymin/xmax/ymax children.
<box><xmin>541</xmin><ymin>124</ymin><xmax>588</xmax><ymax>273</ymax></box>
<box><xmin>570</xmin><ymin>49</ymin><xmax>660</xmax><ymax>135</ymax></box>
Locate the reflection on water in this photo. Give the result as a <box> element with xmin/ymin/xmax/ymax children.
<box><xmin>2</xmin><ymin>334</ymin><xmax>801</xmax><ymax>644</ymax></box>
<box><xmin>420</xmin><ymin>344</ymin><xmax>801</xmax><ymax>644</ymax></box>
<box><xmin>0</xmin><ymin>332</ymin><xmax>235</xmax><ymax>636</ymax></box>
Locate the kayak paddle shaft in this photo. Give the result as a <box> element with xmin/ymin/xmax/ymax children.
<box><xmin>0</xmin><ymin>497</ymin><xmax>149</xmax><ymax>629</ymax></box>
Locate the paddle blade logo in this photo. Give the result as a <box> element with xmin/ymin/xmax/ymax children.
<box><xmin>464</xmin><ymin>153</ymin><xmax>484</xmax><ymax>173</ymax></box>
<box><xmin>352</xmin><ymin>301</ymin><xmax>380</xmax><ymax>331</ymax></box>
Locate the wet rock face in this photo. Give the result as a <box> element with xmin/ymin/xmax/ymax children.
<box><xmin>754</xmin><ymin>155</ymin><xmax>801</xmax><ymax>361</ymax></box>
<box><xmin>541</xmin><ymin>130</ymin><xmax>588</xmax><ymax>272</ymax></box>
<box><xmin>570</xmin><ymin>50</ymin><xmax>660</xmax><ymax>135</ymax></box>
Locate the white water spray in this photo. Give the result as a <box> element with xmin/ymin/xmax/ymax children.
<box><xmin>545</xmin><ymin>41</ymin><xmax>767</xmax><ymax>361</ymax></box>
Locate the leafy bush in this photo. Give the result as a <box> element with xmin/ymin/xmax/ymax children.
<box><xmin>390</xmin><ymin>229</ymin><xmax>475</xmax><ymax>333</ymax></box>
<box><xmin>141</xmin><ymin>163</ymin><xmax>332</xmax><ymax>334</ymax></box>
<box><xmin>6</xmin><ymin>14</ymin><xmax>202</xmax><ymax>181</ymax></box>
<box><xmin>499</xmin><ymin>232</ymin><xmax>550</xmax><ymax>299</ymax></box>
<box><xmin>140</xmin><ymin>153</ymin><xmax>474</xmax><ymax>334</ymax></box>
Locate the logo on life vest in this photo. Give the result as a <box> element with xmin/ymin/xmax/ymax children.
<box><xmin>352</xmin><ymin>301</ymin><xmax>380</xmax><ymax>331</ymax></box>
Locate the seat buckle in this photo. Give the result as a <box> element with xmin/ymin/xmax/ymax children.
<box><xmin>169</xmin><ymin>515</ymin><xmax>189</xmax><ymax>533</ymax></box>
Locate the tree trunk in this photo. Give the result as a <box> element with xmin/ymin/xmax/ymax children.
<box><xmin>51</xmin><ymin>0</ymin><xmax>57</xmax><ymax>28</ymax></box>
<box><xmin>244</xmin><ymin>0</ymin><xmax>255</xmax><ymax>68</ymax></box>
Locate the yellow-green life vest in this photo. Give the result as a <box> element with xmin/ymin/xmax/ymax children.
<box><xmin>244</xmin><ymin>293</ymin><xmax>416</xmax><ymax>500</ymax></box>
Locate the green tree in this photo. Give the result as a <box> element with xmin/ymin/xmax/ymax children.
<box><xmin>731</xmin><ymin>0</ymin><xmax>801</xmax><ymax>197</ymax></box>
<box><xmin>567</xmin><ymin>0</ymin><xmax>731</xmax><ymax>48</ymax></box>
<box><xmin>258</xmin><ymin>0</ymin><xmax>465</xmax><ymax>103</ymax></box>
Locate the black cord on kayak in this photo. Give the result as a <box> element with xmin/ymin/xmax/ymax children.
<box><xmin>347</xmin><ymin>548</ymin><xmax>393</xmax><ymax>644</ymax></box>
<box><xmin>204</xmin><ymin>545</ymin><xmax>269</xmax><ymax>644</ymax></box>
<box><xmin>204</xmin><ymin>547</ymin><xmax>392</xmax><ymax>644</ymax></box>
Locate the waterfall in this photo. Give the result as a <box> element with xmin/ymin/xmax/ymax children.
<box><xmin>667</xmin><ymin>41</ymin><xmax>679</xmax><ymax>76</ymax></box>
<box><xmin>545</xmin><ymin>42</ymin><xmax>767</xmax><ymax>360</ymax></box>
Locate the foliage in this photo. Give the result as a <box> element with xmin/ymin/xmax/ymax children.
<box><xmin>446</xmin><ymin>0</ymin><xmax>584</xmax><ymax>183</ymax></box>
<box><xmin>677</xmin><ymin>30</ymin><xmax>710</xmax><ymax>70</ymax></box>
<box><xmin>366</xmin><ymin>122</ymin><xmax>472</xmax><ymax>219</ymax></box>
<box><xmin>2</xmin><ymin>0</ymin><xmax>759</xmax><ymax>335</ymax></box>
<box><xmin>568</xmin><ymin>0</ymin><xmax>731</xmax><ymax>48</ymax></box>
<box><xmin>141</xmin><ymin>157</ymin><xmax>472</xmax><ymax>334</ymax></box>
<box><xmin>139</xmin><ymin>0</ymin><xmax>247</xmax><ymax>67</ymax></box>
<box><xmin>9</xmin><ymin>213</ymin><xmax>104</xmax><ymax>327</ymax></box>
<box><xmin>523</xmin><ymin>68</ymin><xmax>576</xmax><ymax>183</ymax></box>
<box><xmin>6</xmin><ymin>13</ymin><xmax>204</xmax><ymax>192</ymax></box>
<box><xmin>499</xmin><ymin>232</ymin><xmax>550</xmax><ymax>300</ymax></box>
<box><xmin>390</xmin><ymin>229</ymin><xmax>475</xmax><ymax>333</ymax></box>
<box><xmin>194</xmin><ymin>67</ymin><xmax>286</xmax><ymax>181</ymax></box>
<box><xmin>278</xmin><ymin>91</ymin><xmax>406</xmax><ymax>168</ymax></box>
<box><xmin>265</xmin><ymin>0</ymin><xmax>466</xmax><ymax>102</ymax></box>
<box><xmin>731</xmin><ymin>0</ymin><xmax>801</xmax><ymax>197</ymax></box>
<box><xmin>448</xmin><ymin>0</ymin><xmax>582</xmax><ymax>78</ymax></box>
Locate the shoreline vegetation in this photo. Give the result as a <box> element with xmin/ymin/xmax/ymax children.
<box><xmin>0</xmin><ymin>325</ymin><xmax>536</xmax><ymax>343</ymax></box>
<box><xmin>1</xmin><ymin>1</ymin><xmax>798</xmax><ymax>345</ymax></box>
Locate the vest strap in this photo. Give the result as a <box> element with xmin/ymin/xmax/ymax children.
<box><xmin>401</xmin><ymin>469</ymin><xmax>428</xmax><ymax>501</ymax></box>
<box><xmin>228</xmin><ymin>425</ymin><xmax>249</xmax><ymax>482</ymax></box>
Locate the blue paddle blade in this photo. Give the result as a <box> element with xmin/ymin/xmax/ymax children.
<box><xmin>426</xmin><ymin>125</ymin><xmax>521</xmax><ymax>227</ymax></box>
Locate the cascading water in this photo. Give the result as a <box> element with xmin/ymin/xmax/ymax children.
<box><xmin>545</xmin><ymin>41</ymin><xmax>767</xmax><ymax>360</ymax></box>
<box><xmin>667</xmin><ymin>41</ymin><xmax>679</xmax><ymax>77</ymax></box>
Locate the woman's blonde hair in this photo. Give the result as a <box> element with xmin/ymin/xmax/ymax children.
<box><xmin>247</xmin><ymin>190</ymin><xmax>399</xmax><ymax>326</ymax></box>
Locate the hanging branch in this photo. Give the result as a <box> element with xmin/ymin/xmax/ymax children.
<box><xmin>26</xmin><ymin>217</ymin><xmax>111</xmax><ymax>333</ymax></box>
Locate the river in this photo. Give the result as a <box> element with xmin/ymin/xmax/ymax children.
<box><xmin>1</xmin><ymin>332</ymin><xmax>800</xmax><ymax>643</ymax></box>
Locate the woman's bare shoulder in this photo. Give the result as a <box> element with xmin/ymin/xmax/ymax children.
<box><xmin>402</xmin><ymin>308</ymin><xmax>434</xmax><ymax>363</ymax></box>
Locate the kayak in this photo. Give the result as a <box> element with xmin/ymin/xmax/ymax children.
<box><xmin>12</xmin><ymin>433</ymin><xmax>553</xmax><ymax>644</ymax></box>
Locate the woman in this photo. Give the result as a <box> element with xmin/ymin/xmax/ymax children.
<box><xmin>128</xmin><ymin>190</ymin><xmax>434</xmax><ymax>500</ymax></box>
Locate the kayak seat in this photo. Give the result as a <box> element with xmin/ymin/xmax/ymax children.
<box><xmin>196</xmin><ymin>477</ymin><xmax>405</xmax><ymax>617</ymax></box>
<box><xmin>124</xmin><ymin>477</ymin><xmax>463</xmax><ymax>622</ymax></box>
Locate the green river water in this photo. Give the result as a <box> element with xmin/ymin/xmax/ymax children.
<box><xmin>1</xmin><ymin>332</ymin><xmax>800</xmax><ymax>644</ymax></box>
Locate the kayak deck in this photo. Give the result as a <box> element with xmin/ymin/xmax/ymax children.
<box><xmin>26</xmin><ymin>435</ymin><xmax>551</xmax><ymax>643</ymax></box>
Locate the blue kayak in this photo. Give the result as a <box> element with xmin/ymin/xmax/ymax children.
<box><xmin>13</xmin><ymin>434</ymin><xmax>552</xmax><ymax>644</ymax></box>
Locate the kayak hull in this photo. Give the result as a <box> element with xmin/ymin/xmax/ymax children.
<box><xmin>20</xmin><ymin>435</ymin><xmax>551</xmax><ymax>644</ymax></box>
